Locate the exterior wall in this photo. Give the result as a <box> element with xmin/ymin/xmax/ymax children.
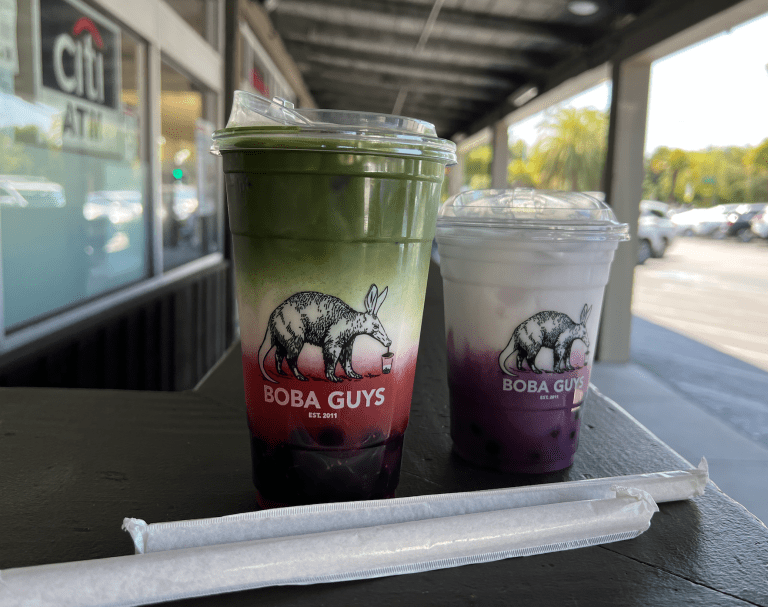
<box><xmin>0</xmin><ymin>0</ymin><xmax>315</xmax><ymax>390</ymax></box>
<box><xmin>0</xmin><ymin>0</ymin><xmax>230</xmax><ymax>390</ymax></box>
<box><xmin>0</xmin><ymin>261</ymin><xmax>231</xmax><ymax>390</ymax></box>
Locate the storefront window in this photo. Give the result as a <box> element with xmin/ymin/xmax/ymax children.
<box><xmin>239</xmin><ymin>22</ymin><xmax>296</xmax><ymax>103</ymax></box>
<box><xmin>160</xmin><ymin>59</ymin><xmax>219</xmax><ymax>272</ymax></box>
<box><xmin>1</xmin><ymin>0</ymin><xmax>148</xmax><ymax>329</ymax></box>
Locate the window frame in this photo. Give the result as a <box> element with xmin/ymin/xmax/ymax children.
<box><xmin>158</xmin><ymin>52</ymin><xmax>223</xmax><ymax>273</ymax></box>
<box><xmin>0</xmin><ymin>0</ymin><xmax>225</xmax><ymax>356</ymax></box>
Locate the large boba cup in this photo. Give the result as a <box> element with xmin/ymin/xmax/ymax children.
<box><xmin>212</xmin><ymin>91</ymin><xmax>456</xmax><ymax>507</ymax></box>
<box><xmin>435</xmin><ymin>189</ymin><xmax>629</xmax><ymax>473</ymax></box>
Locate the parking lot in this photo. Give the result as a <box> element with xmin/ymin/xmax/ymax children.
<box><xmin>594</xmin><ymin>234</ymin><xmax>768</xmax><ymax>523</ymax></box>
<box><xmin>633</xmin><ymin>235</ymin><xmax>768</xmax><ymax>372</ymax></box>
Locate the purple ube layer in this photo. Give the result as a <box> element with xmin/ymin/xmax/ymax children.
<box><xmin>447</xmin><ymin>335</ymin><xmax>589</xmax><ymax>474</ymax></box>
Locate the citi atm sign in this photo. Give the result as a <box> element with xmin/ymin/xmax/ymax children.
<box><xmin>38</xmin><ymin>0</ymin><xmax>121</xmax><ymax>148</ymax></box>
<box><xmin>51</xmin><ymin>16</ymin><xmax>109</xmax><ymax>104</ymax></box>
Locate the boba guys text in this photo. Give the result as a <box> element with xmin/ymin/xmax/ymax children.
<box><xmin>263</xmin><ymin>385</ymin><xmax>387</xmax><ymax>409</ymax></box>
<box><xmin>502</xmin><ymin>376</ymin><xmax>585</xmax><ymax>394</ymax></box>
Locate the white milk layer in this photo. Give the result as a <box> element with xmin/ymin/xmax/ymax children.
<box><xmin>436</xmin><ymin>231</ymin><xmax>619</xmax><ymax>359</ymax></box>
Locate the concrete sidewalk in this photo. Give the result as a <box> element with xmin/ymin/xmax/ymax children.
<box><xmin>592</xmin><ymin>316</ymin><xmax>768</xmax><ymax>526</ymax></box>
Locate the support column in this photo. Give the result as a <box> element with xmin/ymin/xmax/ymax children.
<box><xmin>597</xmin><ymin>57</ymin><xmax>652</xmax><ymax>362</ymax></box>
<box><xmin>490</xmin><ymin>119</ymin><xmax>509</xmax><ymax>189</ymax></box>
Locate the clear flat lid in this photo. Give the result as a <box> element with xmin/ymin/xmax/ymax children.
<box><xmin>437</xmin><ymin>188</ymin><xmax>629</xmax><ymax>240</ymax></box>
<box><xmin>211</xmin><ymin>91</ymin><xmax>457</xmax><ymax>164</ymax></box>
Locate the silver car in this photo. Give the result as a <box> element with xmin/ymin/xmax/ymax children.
<box><xmin>750</xmin><ymin>208</ymin><xmax>768</xmax><ymax>239</ymax></box>
<box><xmin>637</xmin><ymin>200</ymin><xmax>676</xmax><ymax>264</ymax></box>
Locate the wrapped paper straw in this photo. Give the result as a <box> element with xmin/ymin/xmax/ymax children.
<box><xmin>124</xmin><ymin>458</ymin><xmax>707</xmax><ymax>554</ymax></box>
<box><xmin>0</xmin><ymin>487</ymin><xmax>656</xmax><ymax>607</ymax></box>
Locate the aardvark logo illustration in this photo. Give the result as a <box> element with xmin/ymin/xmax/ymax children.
<box><xmin>499</xmin><ymin>304</ymin><xmax>592</xmax><ymax>375</ymax></box>
<box><xmin>258</xmin><ymin>284</ymin><xmax>392</xmax><ymax>383</ymax></box>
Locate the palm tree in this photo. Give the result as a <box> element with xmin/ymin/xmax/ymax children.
<box><xmin>532</xmin><ymin>107</ymin><xmax>608</xmax><ymax>191</ymax></box>
<box><xmin>755</xmin><ymin>138</ymin><xmax>768</xmax><ymax>201</ymax></box>
<box><xmin>740</xmin><ymin>147</ymin><xmax>757</xmax><ymax>202</ymax></box>
<box><xmin>464</xmin><ymin>144</ymin><xmax>492</xmax><ymax>190</ymax></box>
<box><xmin>667</xmin><ymin>149</ymin><xmax>690</xmax><ymax>203</ymax></box>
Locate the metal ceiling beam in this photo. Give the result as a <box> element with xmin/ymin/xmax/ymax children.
<box><xmin>392</xmin><ymin>0</ymin><xmax>445</xmax><ymax>115</ymax></box>
<box><xmin>314</xmin><ymin>89</ymin><xmax>488</xmax><ymax>113</ymax></box>
<box><xmin>279</xmin><ymin>29</ymin><xmax>557</xmax><ymax>72</ymax></box>
<box><xmin>315</xmin><ymin>93</ymin><xmax>459</xmax><ymax>131</ymax></box>
<box><xmin>284</xmin><ymin>39</ymin><xmax>546</xmax><ymax>85</ymax></box>
<box><xmin>312</xmin><ymin>93</ymin><xmax>484</xmax><ymax>121</ymax></box>
<box><xmin>270</xmin><ymin>0</ymin><xmax>586</xmax><ymax>49</ymax></box>
<box><xmin>291</xmin><ymin>50</ymin><xmax>514</xmax><ymax>89</ymax></box>
<box><xmin>303</xmin><ymin>73</ymin><xmax>509</xmax><ymax>102</ymax></box>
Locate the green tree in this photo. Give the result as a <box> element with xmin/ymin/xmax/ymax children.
<box><xmin>463</xmin><ymin>144</ymin><xmax>492</xmax><ymax>190</ymax></box>
<box><xmin>530</xmin><ymin>107</ymin><xmax>608</xmax><ymax>191</ymax></box>
<box><xmin>755</xmin><ymin>138</ymin><xmax>768</xmax><ymax>201</ymax></box>
<box><xmin>0</xmin><ymin>132</ymin><xmax>35</xmax><ymax>175</ymax></box>
<box><xmin>666</xmin><ymin>149</ymin><xmax>690</xmax><ymax>203</ymax></box>
<box><xmin>644</xmin><ymin>149</ymin><xmax>669</xmax><ymax>200</ymax></box>
<box><xmin>507</xmin><ymin>138</ymin><xmax>536</xmax><ymax>186</ymax></box>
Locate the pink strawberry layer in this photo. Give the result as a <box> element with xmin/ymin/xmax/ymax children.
<box><xmin>241</xmin><ymin>345</ymin><xmax>419</xmax><ymax>449</ymax></box>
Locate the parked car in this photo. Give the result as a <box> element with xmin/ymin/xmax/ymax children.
<box><xmin>670</xmin><ymin>203</ymin><xmax>742</xmax><ymax>237</ymax></box>
<box><xmin>83</xmin><ymin>190</ymin><xmax>143</xmax><ymax>225</ymax></box>
<box><xmin>637</xmin><ymin>200</ymin><xmax>676</xmax><ymax>264</ymax></box>
<box><xmin>671</xmin><ymin>207</ymin><xmax>709</xmax><ymax>236</ymax></box>
<box><xmin>0</xmin><ymin>175</ymin><xmax>66</xmax><ymax>208</ymax></box>
<box><xmin>0</xmin><ymin>181</ymin><xmax>28</xmax><ymax>207</ymax></box>
<box><xmin>714</xmin><ymin>203</ymin><xmax>766</xmax><ymax>241</ymax></box>
<box><xmin>750</xmin><ymin>208</ymin><xmax>768</xmax><ymax>239</ymax></box>
<box><xmin>696</xmin><ymin>204</ymin><xmax>743</xmax><ymax>237</ymax></box>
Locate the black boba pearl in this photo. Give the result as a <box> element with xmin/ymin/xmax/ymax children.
<box><xmin>530</xmin><ymin>451</ymin><xmax>542</xmax><ymax>462</ymax></box>
<box><xmin>360</xmin><ymin>429</ymin><xmax>385</xmax><ymax>448</ymax></box>
<box><xmin>470</xmin><ymin>422</ymin><xmax>483</xmax><ymax>436</ymax></box>
<box><xmin>550</xmin><ymin>428</ymin><xmax>561</xmax><ymax>439</ymax></box>
<box><xmin>317</xmin><ymin>427</ymin><xmax>345</xmax><ymax>447</ymax></box>
<box><xmin>485</xmin><ymin>440</ymin><xmax>501</xmax><ymax>456</ymax></box>
<box><xmin>569</xmin><ymin>430</ymin><xmax>577</xmax><ymax>440</ymax></box>
<box><xmin>289</xmin><ymin>426</ymin><xmax>316</xmax><ymax>448</ymax></box>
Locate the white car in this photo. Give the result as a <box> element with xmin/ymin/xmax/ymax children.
<box><xmin>637</xmin><ymin>200</ymin><xmax>676</xmax><ymax>264</ymax></box>
<box><xmin>750</xmin><ymin>208</ymin><xmax>768</xmax><ymax>239</ymax></box>
<box><xmin>671</xmin><ymin>207</ymin><xmax>710</xmax><ymax>236</ymax></box>
<box><xmin>0</xmin><ymin>175</ymin><xmax>66</xmax><ymax>208</ymax></box>
<box><xmin>671</xmin><ymin>204</ymin><xmax>745</xmax><ymax>237</ymax></box>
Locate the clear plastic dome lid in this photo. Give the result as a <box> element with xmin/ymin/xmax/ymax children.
<box><xmin>437</xmin><ymin>188</ymin><xmax>629</xmax><ymax>241</ymax></box>
<box><xmin>211</xmin><ymin>91</ymin><xmax>457</xmax><ymax>164</ymax></box>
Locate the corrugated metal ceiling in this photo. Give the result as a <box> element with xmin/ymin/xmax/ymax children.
<box><xmin>259</xmin><ymin>0</ymin><xmax>739</xmax><ymax>138</ymax></box>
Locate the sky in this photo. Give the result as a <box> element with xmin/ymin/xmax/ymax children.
<box><xmin>507</xmin><ymin>11</ymin><xmax>768</xmax><ymax>155</ymax></box>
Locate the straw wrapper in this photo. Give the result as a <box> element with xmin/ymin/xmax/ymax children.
<box><xmin>0</xmin><ymin>461</ymin><xmax>707</xmax><ymax>607</ymax></box>
<box><xmin>1</xmin><ymin>487</ymin><xmax>656</xmax><ymax>607</ymax></box>
<box><xmin>125</xmin><ymin>458</ymin><xmax>708</xmax><ymax>554</ymax></box>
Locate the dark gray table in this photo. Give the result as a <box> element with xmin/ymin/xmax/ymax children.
<box><xmin>2</xmin><ymin>262</ymin><xmax>767</xmax><ymax>606</ymax></box>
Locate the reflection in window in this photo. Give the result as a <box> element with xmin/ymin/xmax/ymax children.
<box><xmin>1</xmin><ymin>2</ymin><xmax>147</xmax><ymax>329</ymax></box>
<box><xmin>160</xmin><ymin>60</ymin><xmax>219</xmax><ymax>272</ymax></box>
<box><xmin>507</xmin><ymin>82</ymin><xmax>612</xmax><ymax>193</ymax></box>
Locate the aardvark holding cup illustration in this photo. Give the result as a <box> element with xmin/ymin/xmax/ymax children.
<box><xmin>212</xmin><ymin>91</ymin><xmax>456</xmax><ymax>508</ymax></box>
<box><xmin>435</xmin><ymin>189</ymin><xmax>629</xmax><ymax>474</ymax></box>
<box><xmin>258</xmin><ymin>285</ymin><xmax>391</xmax><ymax>384</ymax></box>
